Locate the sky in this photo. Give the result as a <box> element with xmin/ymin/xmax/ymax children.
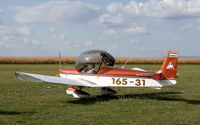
<box><xmin>0</xmin><ymin>0</ymin><xmax>200</xmax><ymax>57</ymax></box>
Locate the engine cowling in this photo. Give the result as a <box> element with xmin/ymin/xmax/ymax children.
<box><xmin>66</xmin><ymin>87</ymin><xmax>90</xmax><ymax>98</ymax></box>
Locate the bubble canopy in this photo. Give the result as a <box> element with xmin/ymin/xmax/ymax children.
<box><xmin>75</xmin><ymin>50</ymin><xmax>115</xmax><ymax>73</ymax></box>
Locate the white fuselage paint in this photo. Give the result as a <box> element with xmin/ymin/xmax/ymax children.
<box><xmin>59</xmin><ymin>73</ymin><xmax>176</xmax><ymax>88</ymax></box>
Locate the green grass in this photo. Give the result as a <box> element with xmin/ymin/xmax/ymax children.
<box><xmin>0</xmin><ymin>64</ymin><xmax>200</xmax><ymax>125</ymax></box>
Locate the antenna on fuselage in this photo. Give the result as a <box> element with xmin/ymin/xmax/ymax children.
<box><xmin>121</xmin><ymin>59</ymin><xmax>129</xmax><ymax>68</ymax></box>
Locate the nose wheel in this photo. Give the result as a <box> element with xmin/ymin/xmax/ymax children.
<box><xmin>66</xmin><ymin>87</ymin><xmax>117</xmax><ymax>98</ymax></box>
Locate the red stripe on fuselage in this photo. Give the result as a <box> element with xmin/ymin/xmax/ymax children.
<box><xmin>59</xmin><ymin>66</ymin><xmax>161</xmax><ymax>79</ymax></box>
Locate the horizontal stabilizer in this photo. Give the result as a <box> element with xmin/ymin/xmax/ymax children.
<box><xmin>14</xmin><ymin>72</ymin><xmax>83</xmax><ymax>86</ymax></box>
<box><xmin>131</xmin><ymin>68</ymin><xmax>147</xmax><ymax>72</ymax></box>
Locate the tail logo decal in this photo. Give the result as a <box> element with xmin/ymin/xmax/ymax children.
<box><xmin>167</xmin><ymin>61</ymin><xmax>174</xmax><ymax>69</ymax></box>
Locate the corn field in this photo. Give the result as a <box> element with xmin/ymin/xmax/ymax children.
<box><xmin>0</xmin><ymin>57</ymin><xmax>200</xmax><ymax>64</ymax></box>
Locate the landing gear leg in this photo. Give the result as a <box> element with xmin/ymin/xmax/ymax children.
<box><xmin>101</xmin><ymin>87</ymin><xmax>117</xmax><ymax>95</ymax></box>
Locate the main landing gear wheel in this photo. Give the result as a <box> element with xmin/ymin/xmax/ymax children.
<box><xmin>101</xmin><ymin>87</ymin><xmax>117</xmax><ymax>95</ymax></box>
<box><xmin>66</xmin><ymin>87</ymin><xmax>90</xmax><ymax>99</ymax></box>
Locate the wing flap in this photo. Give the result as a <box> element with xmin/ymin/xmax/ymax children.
<box><xmin>14</xmin><ymin>72</ymin><xmax>84</xmax><ymax>86</ymax></box>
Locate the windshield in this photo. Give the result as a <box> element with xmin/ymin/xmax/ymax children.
<box><xmin>75</xmin><ymin>50</ymin><xmax>115</xmax><ymax>73</ymax></box>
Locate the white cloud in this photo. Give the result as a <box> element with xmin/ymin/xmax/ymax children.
<box><xmin>0</xmin><ymin>25</ymin><xmax>13</xmax><ymax>35</ymax></box>
<box><xmin>13</xmin><ymin>1</ymin><xmax>100</xmax><ymax>24</ymax></box>
<box><xmin>99</xmin><ymin>14</ymin><xmax>124</xmax><ymax>27</ymax></box>
<box><xmin>107</xmin><ymin>3</ymin><xmax>123</xmax><ymax>13</ymax></box>
<box><xmin>32</xmin><ymin>40</ymin><xmax>40</xmax><ymax>45</ymax></box>
<box><xmin>22</xmin><ymin>37</ymin><xmax>29</xmax><ymax>44</ymax></box>
<box><xmin>3</xmin><ymin>36</ymin><xmax>12</xmax><ymax>42</ymax></box>
<box><xmin>170</xmin><ymin>37</ymin><xmax>180</xmax><ymax>41</ymax></box>
<box><xmin>104</xmin><ymin>29</ymin><xmax>117</xmax><ymax>35</ymax></box>
<box><xmin>123</xmin><ymin>27</ymin><xmax>148</xmax><ymax>35</ymax></box>
<box><xmin>84</xmin><ymin>41</ymin><xmax>93</xmax><ymax>46</ymax></box>
<box><xmin>128</xmin><ymin>39</ymin><xmax>140</xmax><ymax>44</ymax></box>
<box><xmin>180</xmin><ymin>24</ymin><xmax>193</xmax><ymax>31</ymax></box>
<box><xmin>180</xmin><ymin>23</ymin><xmax>200</xmax><ymax>31</ymax></box>
<box><xmin>107</xmin><ymin>0</ymin><xmax>200</xmax><ymax>20</ymax></box>
<box><xmin>0</xmin><ymin>25</ymin><xmax>30</xmax><ymax>35</ymax></box>
<box><xmin>16</xmin><ymin>27</ymin><xmax>30</xmax><ymax>35</ymax></box>
<box><xmin>141</xmin><ymin>46</ymin><xmax>166</xmax><ymax>52</ymax></box>
<box><xmin>112</xmin><ymin>45</ymin><xmax>118</xmax><ymax>49</ymax></box>
<box><xmin>99</xmin><ymin>0</ymin><xmax>200</xmax><ymax>28</ymax></box>
<box><xmin>54</xmin><ymin>34</ymin><xmax>65</xmax><ymax>40</ymax></box>
<box><xmin>1</xmin><ymin>36</ymin><xmax>19</xmax><ymax>48</ymax></box>
<box><xmin>49</xmin><ymin>27</ymin><xmax>55</xmax><ymax>32</ymax></box>
<box><xmin>0</xmin><ymin>35</ymin><xmax>44</xmax><ymax>49</ymax></box>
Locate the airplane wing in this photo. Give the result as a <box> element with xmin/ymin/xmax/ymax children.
<box><xmin>14</xmin><ymin>72</ymin><xmax>84</xmax><ymax>86</ymax></box>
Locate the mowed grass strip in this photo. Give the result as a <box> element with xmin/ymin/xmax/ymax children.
<box><xmin>0</xmin><ymin>64</ymin><xmax>200</xmax><ymax>125</ymax></box>
<box><xmin>0</xmin><ymin>57</ymin><xmax>200</xmax><ymax>64</ymax></box>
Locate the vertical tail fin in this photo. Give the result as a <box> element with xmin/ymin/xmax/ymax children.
<box><xmin>157</xmin><ymin>51</ymin><xmax>178</xmax><ymax>79</ymax></box>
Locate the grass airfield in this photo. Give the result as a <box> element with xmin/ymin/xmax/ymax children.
<box><xmin>0</xmin><ymin>64</ymin><xmax>200</xmax><ymax>125</ymax></box>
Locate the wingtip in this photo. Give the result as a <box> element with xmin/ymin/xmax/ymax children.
<box><xmin>14</xmin><ymin>72</ymin><xmax>23</xmax><ymax>80</ymax></box>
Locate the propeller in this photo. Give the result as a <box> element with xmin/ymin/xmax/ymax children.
<box><xmin>55</xmin><ymin>51</ymin><xmax>62</xmax><ymax>77</ymax></box>
<box><xmin>59</xmin><ymin>51</ymin><xmax>62</xmax><ymax>69</ymax></box>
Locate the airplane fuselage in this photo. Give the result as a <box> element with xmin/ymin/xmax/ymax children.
<box><xmin>59</xmin><ymin>66</ymin><xmax>176</xmax><ymax>88</ymax></box>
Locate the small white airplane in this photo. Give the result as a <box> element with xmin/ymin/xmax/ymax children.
<box><xmin>15</xmin><ymin>50</ymin><xmax>178</xmax><ymax>98</ymax></box>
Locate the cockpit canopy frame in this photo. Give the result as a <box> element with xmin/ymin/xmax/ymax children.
<box><xmin>75</xmin><ymin>50</ymin><xmax>115</xmax><ymax>73</ymax></box>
